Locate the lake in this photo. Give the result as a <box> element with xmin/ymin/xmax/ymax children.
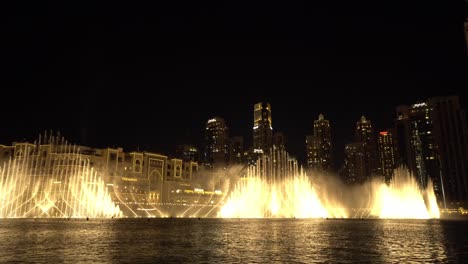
<box><xmin>1</xmin><ymin>218</ymin><xmax>467</xmax><ymax>263</ymax></box>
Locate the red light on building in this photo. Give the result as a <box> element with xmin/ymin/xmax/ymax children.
<box><xmin>379</xmin><ymin>131</ymin><xmax>388</xmax><ymax>135</ymax></box>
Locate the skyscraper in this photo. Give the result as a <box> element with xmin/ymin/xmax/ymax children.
<box><xmin>342</xmin><ymin>116</ymin><xmax>376</xmax><ymax>184</ymax></box>
<box><xmin>204</xmin><ymin>117</ymin><xmax>229</xmax><ymax>168</ymax></box>
<box><xmin>306</xmin><ymin>135</ymin><xmax>319</xmax><ymax>169</ymax></box>
<box><xmin>253</xmin><ymin>102</ymin><xmax>272</xmax><ymax>153</ymax></box>
<box><xmin>395</xmin><ymin>105</ymin><xmax>417</xmax><ymax>175</ymax></box>
<box><xmin>377</xmin><ymin>130</ymin><xmax>397</xmax><ymax>184</ymax></box>
<box><xmin>394</xmin><ymin>98</ymin><xmax>464</xmax><ymax>207</ymax></box>
<box><xmin>429</xmin><ymin>95</ymin><xmax>468</xmax><ymax>208</ymax></box>
<box><xmin>355</xmin><ymin>115</ymin><xmax>377</xmax><ymax>177</ymax></box>
<box><xmin>306</xmin><ymin>114</ymin><xmax>333</xmax><ymax>173</ymax></box>
<box><xmin>343</xmin><ymin>142</ymin><xmax>367</xmax><ymax>183</ymax></box>
<box><xmin>355</xmin><ymin>115</ymin><xmax>374</xmax><ymax>144</ymax></box>
<box><xmin>408</xmin><ymin>102</ymin><xmax>439</xmax><ymax>193</ymax></box>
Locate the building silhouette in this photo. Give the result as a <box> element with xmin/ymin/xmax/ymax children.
<box><xmin>395</xmin><ymin>105</ymin><xmax>417</xmax><ymax>175</ymax></box>
<box><xmin>253</xmin><ymin>102</ymin><xmax>273</xmax><ymax>154</ymax></box>
<box><xmin>429</xmin><ymin>95</ymin><xmax>468</xmax><ymax>208</ymax></box>
<box><xmin>203</xmin><ymin>117</ymin><xmax>229</xmax><ymax>168</ymax></box>
<box><xmin>377</xmin><ymin>129</ymin><xmax>397</xmax><ymax>184</ymax></box>
<box><xmin>343</xmin><ymin>142</ymin><xmax>367</xmax><ymax>183</ymax></box>
<box><xmin>395</xmin><ymin>102</ymin><xmax>439</xmax><ymax>198</ymax></box>
<box><xmin>343</xmin><ymin>116</ymin><xmax>377</xmax><ymax>183</ymax></box>
<box><xmin>394</xmin><ymin>96</ymin><xmax>468</xmax><ymax>208</ymax></box>
<box><xmin>306</xmin><ymin>114</ymin><xmax>333</xmax><ymax>173</ymax></box>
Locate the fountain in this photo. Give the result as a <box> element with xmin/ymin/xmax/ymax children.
<box><xmin>0</xmin><ymin>135</ymin><xmax>122</xmax><ymax>218</ymax></box>
<box><xmin>219</xmin><ymin>147</ymin><xmax>440</xmax><ymax>219</ymax></box>
<box><xmin>0</xmin><ymin>133</ymin><xmax>439</xmax><ymax>219</ymax></box>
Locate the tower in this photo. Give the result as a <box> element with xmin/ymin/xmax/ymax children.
<box><xmin>395</xmin><ymin>105</ymin><xmax>417</xmax><ymax>175</ymax></box>
<box><xmin>204</xmin><ymin>117</ymin><xmax>229</xmax><ymax>168</ymax></box>
<box><xmin>408</xmin><ymin>102</ymin><xmax>438</xmax><ymax>191</ymax></box>
<box><xmin>306</xmin><ymin>114</ymin><xmax>333</xmax><ymax>173</ymax></box>
<box><xmin>429</xmin><ymin>95</ymin><xmax>468</xmax><ymax>207</ymax></box>
<box><xmin>253</xmin><ymin>102</ymin><xmax>272</xmax><ymax>154</ymax></box>
<box><xmin>377</xmin><ymin>130</ymin><xmax>397</xmax><ymax>184</ymax></box>
<box><xmin>355</xmin><ymin>115</ymin><xmax>377</xmax><ymax>178</ymax></box>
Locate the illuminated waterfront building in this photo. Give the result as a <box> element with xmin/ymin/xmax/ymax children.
<box><xmin>253</xmin><ymin>102</ymin><xmax>273</xmax><ymax>154</ymax></box>
<box><xmin>203</xmin><ymin>117</ymin><xmax>229</xmax><ymax>168</ymax></box>
<box><xmin>306</xmin><ymin>114</ymin><xmax>333</xmax><ymax>173</ymax></box>
<box><xmin>393</xmin><ymin>102</ymin><xmax>441</xmax><ymax>200</ymax></box>
<box><xmin>0</xmin><ymin>132</ymin><xmax>200</xmax><ymax>216</ymax></box>
<box><xmin>408</xmin><ymin>102</ymin><xmax>438</xmax><ymax>191</ymax></box>
<box><xmin>377</xmin><ymin>130</ymin><xmax>397</xmax><ymax>184</ymax></box>
<box><xmin>394</xmin><ymin>96</ymin><xmax>468</xmax><ymax>207</ymax></box>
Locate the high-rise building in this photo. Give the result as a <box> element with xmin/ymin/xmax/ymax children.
<box><xmin>377</xmin><ymin>130</ymin><xmax>397</xmax><ymax>184</ymax></box>
<box><xmin>343</xmin><ymin>142</ymin><xmax>367</xmax><ymax>183</ymax></box>
<box><xmin>395</xmin><ymin>105</ymin><xmax>417</xmax><ymax>175</ymax></box>
<box><xmin>306</xmin><ymin>135</ymin><xmax>319</xmax><ymax>169</ymax></box>
<box><xmin>306</xmin><ymin>114</ymin><xmax>333</xmax><ymax>173</ymax></box>
<box><xmin>355</xmin><ymin>115</ymin><xmax>377</xmax><ymax>177</ymax></box>
<box><xmin>253</xmin><ymin>102</ymin><xmax>273</xmax><ymax>154</ymax></box>
<box><xmin>229</xmin><ymin>136</ymin><xmax>244</xmax><ymax>165</ymax></box>
<box><xmin>355</xmin><ymin>116</ymin><xmax>374</xmax><ymax>144</ymax></box>
<box><xmin>204</xmin><ymin>117</ymin><xmax>229</xmax><ymax>168</ymax></box>
<box><xmin>429</xmin><ymin>95</ymin><xmax>468</xmax><ymax>208</ymax></box>
<box><xmin>395</xmin><ymin>96</ymin><xmax>468</xmax><ymax>207</ymax></box>
<box><xmin>395</xmin><ymin>102</ymin><xmax>440</xmax><ymax>203</ymax></box>
<box><xmin>408</xmin><ymin>102</ymin><xmax>439</xmax><ymax>192</ymax></box>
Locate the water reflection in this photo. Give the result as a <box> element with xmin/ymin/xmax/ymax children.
<box><xmin>0</xmin><ymin>219</ymin><xmax>466</xmax><ymax>263</ymax></box>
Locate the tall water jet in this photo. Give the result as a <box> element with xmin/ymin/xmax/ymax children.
<box><xmin>219</xmin><ymin>148</ymin><xmax>347</xmax><ymax>218</ymax></box>
<box><xmin>219</xmin><ymin>148</ymin><xmax>439</xmax><ymax>219</ymax></box>
<box><xmin>370</xmin><ymin>167</ymin><xmax>440</xmax><ymax>219</ymax></box>
<box><xmin>0</xmin><ymin>138</ymin><xmax>122</xmax><ymax>218</ymax></box>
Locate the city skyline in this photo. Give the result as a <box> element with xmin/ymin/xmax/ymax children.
<box><xmin>1</xmin><ymin>93</ymin><xmax>467</xmax><ymax>168</ymax></box>
<box><xmin>2</xmin><ymin>1</ymin><xmax>468</xmax><ymax>167</ymax></box>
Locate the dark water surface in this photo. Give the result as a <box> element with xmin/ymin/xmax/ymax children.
<box><xmin>1</xmin><ymin>218</ymin><xmax>467</xmax><ymax>263</ymax></box>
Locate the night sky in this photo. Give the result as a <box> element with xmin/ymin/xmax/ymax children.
<box><xmin>2</xmin><ymin>1</ymin><xmax>468</xmax><ymax>168</ymax></box>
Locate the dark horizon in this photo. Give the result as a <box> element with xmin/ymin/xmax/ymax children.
<box><xmin>2</xmin><ymin>1</ymin><xmax>468</xmax><ymax>168</ymax></box>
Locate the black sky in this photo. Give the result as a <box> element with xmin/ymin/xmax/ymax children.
<box><xmin>2</xmin><ymin>0</ymin><xmax>468</xmax><ymax>167</ymax></box>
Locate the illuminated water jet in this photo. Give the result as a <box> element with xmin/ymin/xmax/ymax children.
<box><xmin>370</xmin><ymin>167</ymin><xmax>440</xmax><ymax>219</ymax></box>
<box><xmin>0</xmin><ymin>142</ymin><xmax>122</xmax><ymax>218</ymax></box>
<box><xmin>0</xmin><ymin>135</ymin><xmax>440</xmax><ymax>219</ymax></box>
<box><xmin>219</xmin><ymin>148</ymin><xmax>439</xmax><ymax>219</ymax></box>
